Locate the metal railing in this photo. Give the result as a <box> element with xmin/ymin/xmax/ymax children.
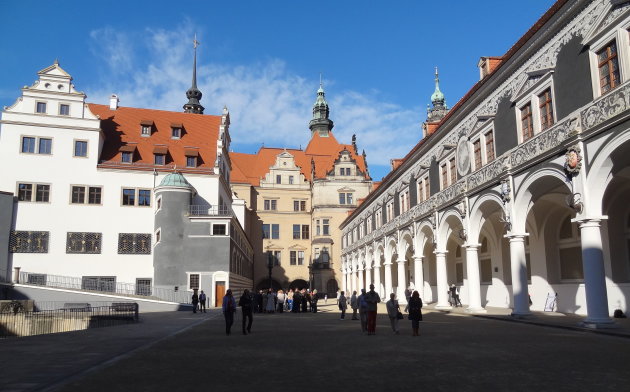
<box><xmin>17</xmin><ymin>271</ymin><xmax>191</xmax><ymax>304</ymax></box>
<box><xmin>0</xmin><ymin>302</ymin><xmax>139</xmax><ymax>338</ymax></box>
<box><xmin>189</xmin><ymin>205</ymin><xmax>233</xmax><ymax>217</ymax></box>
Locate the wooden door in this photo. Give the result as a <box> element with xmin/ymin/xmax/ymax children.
<box><xmin>215</xmin><ymin>281</ymin><xmax>226</xmax><ymax>307</ymax></box>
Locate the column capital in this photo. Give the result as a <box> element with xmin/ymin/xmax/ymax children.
<box><xmin>412</xmin><ymin>255</ymin><xmax>424</xmax><ymax>261</ymax></box>
<box><xmin>463</xmin><ymin>243</ymin><xmax>481</xmax><ymax>249</ymax></box>
<box><xmin>396</xmin><ymin>258</ymin><xmax>406</xmax><ymax>264</ymax></box>
<box><xmin>373</xmin><ymin>264</ymin><xmax>381</xmax><ymax>270</ymax></box>
<box><xmin>572</xmin><ymin>215</ymin><xmax>608</xmax><ymax>228</ymax></box>
<box><xmin>504</xmin><ymin>233</ymin><xmax>529</xmax><ymax>241</ymax></box>
<box><xmin>434</xmin><ymin>250</ymin><xmax>448</xmax><ymax>256</ymax></box>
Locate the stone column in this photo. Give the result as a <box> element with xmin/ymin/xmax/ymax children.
<box><xmin>507</xmin><ymin>234</ymin><xmax>531</xmax><ymax>317</ymax></box>
<box><xmin>365</xmin><ymin>258</ymin><xmax>372</xmax><ymax>292</ymax></box>
<box><xmin>384</xmin><ymin>262</ymin><xmax>393</xmax><ymax>296</ymax></box>
<box><xmin>358</xmin><ymin>264</ymin><xmax>365</xmax><ymax>293</ymax></box>
<box><xmin>396</xmin><ymin>258</ymin><xmax>408</xmax><ymax>304</ymax></box>
<box><xmin>577</xmin><ymin>218</ymin><xmax>614</xmax><ymax>327</ymax></box>
<box><xmin>351</xmin><ymin>265</ymin><xmax>357</xmax><ymax>294</ymax></box>
<box><xmin>413</xmin><ymin>256</ymin><xmax>424</xmax><ymax>302</ymax></box>
<box><xmin>464</xmin><ymin>244</ymin><xmax>485</xmax><ymax>313</ymax></box>
<box><xmin>341</xmin><ymin>264</ymin><xmax>347</xmax><ymax>294</ymax></box>
<box><xmin>373</xmin><ymin>265</ymin><xmax>381</xmax><ymax>295</ymax></box>
<box><xmin>435</xmin><ymin>250</ymin><xmax>450</xmax><ymax>308</ymax></box>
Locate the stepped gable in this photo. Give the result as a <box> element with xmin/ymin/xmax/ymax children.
<box><xmin>90</xmin><ymin>104</ymin><xmax>221</xmax><ymax>171</ymax></box>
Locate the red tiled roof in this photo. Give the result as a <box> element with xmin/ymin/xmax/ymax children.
<box><xmin>230</xmin><ymin>131</ymin><xmax>369</xmax><ymax>186</ymax></box>
<box><xmin>89</xmin><ymin>104</ymin><xmax>221</xmax><ymax>172</ymax></box>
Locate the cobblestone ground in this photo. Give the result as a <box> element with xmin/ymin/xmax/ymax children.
<box><xmin>47</xmin><ymin>305</ymin><xmax>630</xmax><ymax>392</ymax></box>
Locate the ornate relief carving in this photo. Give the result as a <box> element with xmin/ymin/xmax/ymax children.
<box><xmin>581</xmin><ymin>83</ymin><xmax>630</xmax><ymax>129</ymax></box>
<box><xmin>456</xmin><ymin>136</ymin><xmax>471</xmax><ymax>176</ymax></box>
<box><xmin>564</xmin><ymin>144</ymin><xmax>583</xmax><ymax>176</ymax></box>
<box><xmin>466</xmin><ymin>156</ymin><xmax>509</xmax><ymax>191</ymax></box>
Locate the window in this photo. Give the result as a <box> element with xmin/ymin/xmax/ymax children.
<box><xmin>59</xmin><ymin>104</ymin><xmax>70</xmax><ymax>116</ymax></box>
<box><xmin>213</xmin><ymin>224</ymin><xmax>227</xmax><ymax>235</ymax></box>
<box><xmin>289</xmin><ymin>176</ymin><xmax>294</xmax><ymax>184</ymax></box>
<box><xmin>366</xmin><ymin>216</ymin><xmax>373</xmax><ymax>234</ymax></box>
<box><xmin>399</xmin><ymin>190</ymin><xmax>410</xmax><ymax>213</ymax></box>
<box><xmin>316</xmin><ymin>220</ymin><xmax>321</xmax><ymax>236</ymax></box>
<box><xmin>186</xmin><ymin>156</ymin><xmax>197</xmax><ymax>168</ymax></box>
<box><xmin>301</xmin><ymin>225</ymin><xmax>309</xmax><ymax>239</ymax></box>
<box><xmin>189</xmin><ymin>274</ymin><xmax>200</xmax><ymax>290</ymax></box>
<box><xmin>66</xmin><ymin>232</ymin><xmax>101</xmax><ymax>254</ymax></box>
<box><xmin>21</xmin><ymin>136</ymin><xmax>52</xmax><ymax>154</ymax></box>
<box><xmin>21</xmin><ymin>137</ymin><xmax>35</xmax><ymax>153</ymax></box>
<box><xmin>74</xmin><ymin>140</ymin><xmax>88</xmax><ymax>157</ymax></box>
<box><xmin>271</xmin><ymin>224</ymin><xmax>280</xmax><ymax>239</ymax></box>
<box><xmin>375</xmin><ymin>210</ymin><xmax>382</xmax><ymax>228</ymax></box>
<box><xmin>520</xmin><ymin>103</ymin><xmax>534</xmax><ymax>141</ymax></box>
<box><xmin>122</xmin><ymin>188</ymin><xmax>151</xmax><ymax>207</ymax></box>
<box><xmin>598</xmin><ymin>41</ymin><xmax>620</xmax><ymax>94</ymax></box>
<box><xmin>440</xmin><ymin>156</ymin><xmax>457</xmax><ymax>190</ymax></box>
<box><xmin>82</xmin><ymin>276</ymin><xmax>116</xmax><ymax>292</ymax></box>
<box><xmin>154</xmin><ymin>154</ymin><xmax>165</xmax><ymax>165</ymax></box>
<box><xmin>171</xmin><ymin>127</ymin><xmax>181</xmax><ymax>139</ymax></box>
<box><xmin>290</xmin><ymin>250</ymin><xmax>305</xmax><ymax>266</ymax></box>
<box><xmin>271</xmin><ymin>251</ymin><xmax>281</xmax><ymax>266</ymax></box>
<box><xmin>141</xmin><ymin>125</ymin><xmax>151</xmax><ymax>136</ymax></box>
<box><xmin>293</xmin><ymin>224</ymin><xmax>301</xmax><ymax>239</ymax></box>
<box><xmin>122</xmin><ymin>151</ymin><xmax>133</xmax><ymax>163</ymax></box>
<box><xmin>339</xmin><ymin>193</ymin><xmax>353</xmax><ymax>205</ymax></box>
<box><xmin>473</xmin><ymin>140</ymin><xmax>482</xmax><ymax>169</ymax></box>
<box><xmin>118</xmin><ymin>233</ymin><xmax>151</xmax><ymax>254</ymax></box>
<box><xmin>485</xmin><ymin>130</ymin><xmax>495</xmax><ymax>162</ymax></box>
<box><xmin>538</xmin><ymin>89</ymin><xmax>554</xmax><ymax>130</ymax></box>
<box><xmin>71</xmin><ymin>185</ymin><xmax>102</xmax><ymax>205</ymax></box>
<box><xmin>417</xmin><ymin>175</ymin><xmax>430</xmax><ymax>203</ymax></box>
<box><xmin>262</xmin><ymin>224</ymin><xmax>271</xmax><ymax>239</ymax></box>
<box><xmin>294</xmin><ymin>200</ymin><xmax>306</xmax><ymax>211</ymax></box>
<box><xmin>36</xmin><ymin>102</ymin><xmax>47</xmax><ymax>113</ymax></box>
<box><xmin>264</xmin><ymin>199</ymin><xmax>277</xmax><ymax>211</ymax></box>
<box><xmin>136</xmin><ymin>279</ymin><xmax>152</xmax><ymax>296</ymax></box>
<box><xmin>386</xmin><ymin>201</ymin><xmax>394</xmax><ymax>222</ymax></box>
<box><xmin>9</xmin><ymin>231</ymin><xmax>49</xmax><ymax>253</ymax></box>
<box><xmin>17</xmin><ymin>183</ymin><xmax>50</xmax><ymax>202</ymax></box>
<box><xmin>322</xmin><ymin>219</ymin><xmax>330</xmax><ymax>236</ymax></box>
<box><xmin>276</xmin><ymin>175</ymin><xmax>282</xmax><ymax>184</ymax></box>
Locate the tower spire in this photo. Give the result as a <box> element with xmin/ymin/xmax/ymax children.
<box><xmin>183</xmin><ymin>34</ymin><xmax>204</xmax><ymax>114</ymax></box>
<box><xmin>426</xmin><ymin>66</ymin><xmax>448</xmax><ymax>122</ymax></box>
<box><xmin>309</xmin><ymin>76</ymin><xmax>334</xmax><ymax>137</ymax></box>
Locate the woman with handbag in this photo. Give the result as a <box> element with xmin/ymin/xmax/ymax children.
<box><xmin>408</xmin><ymin>290</ymin><xmax>423</xmax><ymax>336</ymax></box>
<box><xmin>386</xmin><ymin>293</ymin><xmax>401</xmax><ymax>334</ymax></box>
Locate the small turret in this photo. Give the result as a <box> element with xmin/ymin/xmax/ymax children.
<box><xmin>426</xmin><ymin>67</ymin><xmax>449</xmax><ymax>123</ymax></box>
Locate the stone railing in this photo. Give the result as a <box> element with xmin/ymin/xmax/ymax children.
<box><xmin>342</xmin><ymin>83</ymin><xmax>630</xmax><ymax>256</ymax></box>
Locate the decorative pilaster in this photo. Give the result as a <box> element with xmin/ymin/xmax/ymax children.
<box><xmin>384</xmin><ymin>262</ymin><xmax>393</xmax><ymax>296</ymax></box>
<box><xmin>365</xmin><ymin>258</ymin><xmax>372</xmax><ymax>292</ymax></box>
<box><xmin>413</xmin><ymin>256</ymin><xmax>424</xmax><ymax>303</ymax></box>
<box><xmin>351</xmin><ymin>264</ymin><xmax>358</xmax><ymax>295</ymax></box>
<box><xmin>358</xmin><ymin>263</ymin><xmax>365</xmax><ymax>293</ymax></box>
<box><xmin>373</xmin><ymin>265</ymin><xmax>382</xmax><ymax>297</ymax></box>
<box><xmin>435</xmin><ymin>250</ymin><xmax>451</xmax><ymax>309</ymax></box>
<box><xmin>464</xmin><ymin>244</ymin><xmax>486</xmax><ymax>313</ymax></box>
<box><xmin>396</xmin><ymin>258</ymin><xmax>408</xmax><ymax>304</ymax></box>
<box><xmin>506</xmin><ymin>234</ymin><xmax>531</xmax><ymax>317</ymax></box>
<box><xmin>576</xmin><ymin>218</ymin><xmax>615</xmax><ymax>328</ymax></box>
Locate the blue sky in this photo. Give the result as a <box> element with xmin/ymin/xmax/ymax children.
<box><xmin>0</xmin><ymin>0</ymin><xmax>556</xmax><ymax>181</ymax></box>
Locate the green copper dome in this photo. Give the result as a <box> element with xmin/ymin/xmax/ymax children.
<box><xmin>431</xmin><ymin>67</ymin><xmax>445</xmax><ymax>104</ymax></box>
<box><xmin>158</xmin><ymin>172</ymin><xmax>194</xmax><ymax>189</ymax></box>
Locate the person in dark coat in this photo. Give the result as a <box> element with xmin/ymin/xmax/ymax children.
<box><xmin>292</xmin><ymin>290</ymin><xmax>301</xmax><ymax>313</ymax></box>
<box><xmin>222</xmin><ymin>289</ymin><xmax>236</xmax><ymax>335</ymax></box>
<box><xmin>255</xmin><ymin>290</ymin><xmax>263</xmax><ymax>313</ymax></box>
<box><xmin>301</xmin><ymin>289</ymin><xmax>308</xmax><ymax>312</ymax></box>
<box><xmin>239</xmin><ymin>289</ymin><xmax>254</xmax><ymax>335</ymax></box>
<box><xmin>191</xmin><ymin>289</ymin><xmax>199</xmax><ymax>313</ymax></box>
<box><xmin>408</xmin><ymin>290</ymin><xmax>423</xmax><ymax>336</ymax></box>
<box><xmin>311</xmin><ymin>290</ymin><xmax>319</xmax><ymax>313</ymax></box>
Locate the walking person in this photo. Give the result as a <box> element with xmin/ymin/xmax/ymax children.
<box><xmin>265</xmin><ymin>289</ymin><xmax>276</xmax><ymax>313</ymax></box>
<box><xmin>311</xmin><ymin>289</ymin><xmax>319</xmax><ymax>313</ymax></box>
<box><xmin>199</xmin><ymin>290</ymin><xmax>207</xmax><ymax>313</ymax></box>
<box><xmin>239</xmin><ymin>289</ymin><xmax>253</xmax><ymax>335</ymax></box>
<box><xmin>350</xmin><ymin>290</ymin><xmax>359</xmax><ymax>320</ymax></box>
<box><xmin>287</xmin><ymin>289</ymin><xmax>294</xmax><ymax>312</ymax></box>
<box><xmin>358</xmin><ymin>289</ymin><xmax>368</xmax><ymax>333</ymax></box>
<box><xmin>277</xmin><ymin>289</ymin><xmax>286</xmax><ymax>313</ymax></box>
<box><xmin>338</xmin><ymin>291</ymin><xmax>348</xmax><ymax>320</ymax></box>
<box><xmin>365</xmin><ymin>284</ymin><xmax>381</xmax><ymax>335</ymax></box>
<box><xmin>386</xmin><ymin>293</ymin><xmax>401</xmax><ymax>334</ymax></box>
<box><xmin>408</xmin><ymin>290</ymin><xmax>423</xmax><ymax>336</ymax></box>
<box><xmin>450</xmin><ymin>284</ymin><xmax>462</xmax><ymax>307</ymax></box>
<box><xmin>222</xmin><ymin>289</ymin><xmax>236</xmax><ymax>335</ymax></box>
<box><xmin>191</xmin><ymin>289</ymin><xmax>199</xmax><ymax>314</ymax></box>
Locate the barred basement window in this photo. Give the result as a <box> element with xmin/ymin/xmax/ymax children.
<box><xmin>213</xmin><ymin>224</ymin><xmax>226</xmax><ymax>235</ymax></box>
<box><xmin>118</xmin><ymin>233</ymin><xmax>151</xmax><ymax>254</ymax></box>
<box><xmin>82</xmin><ymin>276</ymin><xmax>116</xmax><ymax>292</ymax></box>
<box><xmin>136</xmin><ymin>278</ymin><xmax>152</xmax><ymax>296</ymax></box>
<box><xmin>66</xmin><ymin>232</ymin><xmax>101</xmax><ymax>254</ymax></box>
<box><xmin>10</xmin><ymin>231</ymin><xmax>49</xmax><ymax>253</ymax></box>
<box><xmin>27</xmin><ymin>273</ymin><xmax>47</xmax><ymax>285</ymax></box>
<box><xmin>189</xmin><ymin>274</ymin><xmax>200</xmax><ymax>290</ymax></box>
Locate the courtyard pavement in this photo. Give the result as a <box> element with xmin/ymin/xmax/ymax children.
<box><xmin>1</xmin><ymin>303</ymin><xmax>629</xmax><ymax>392</ymax></box>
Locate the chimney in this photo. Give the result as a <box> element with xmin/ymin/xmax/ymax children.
<box><xmin>477</xmin><ymin>57</ymin><xmax>503</xmax><ymax>80</ymax></box>
<box><xmin>109</xmin><ymin>94</ymin><xmax>119</xmax><ymax>110</ymax></box>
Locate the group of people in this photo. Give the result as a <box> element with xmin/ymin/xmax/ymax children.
<box><xmin>190</xmin><ymin>290</ymin><xmax>207</xmax><ymax>313</ymax></box>
<box><xmin>339</xmin><ymin>284</ymin><xmax>424</xmax><ymax>336</ymax></box>
<box><xmin>251</xmin><ymin>288</ymin><xmax>320</xmax><ymax>314</ymax></box>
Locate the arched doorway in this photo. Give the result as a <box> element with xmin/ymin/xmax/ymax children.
<box><xmin>326</xmin><ymin>279</ymin><xmax>339</xmax><ymax>297</ymax></box>
<box><xmin>289</xmin><ymin>279</ymin><xmax>309</xmax><ymax>291</ymax></box>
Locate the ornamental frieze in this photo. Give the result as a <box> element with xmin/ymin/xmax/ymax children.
<box><xmin>581</xmin><ymin>83</ymin><xmax>630</xmax><ymax>130</ymax></box>
<box><xmin>435</xmin><ymin>179</ymin><xmax>467</xmax><ymax>207</ymax></box>
<box><xmin>466</xmin><ymin>156</ymin><xmax>509</xmax><ymax>191</ymax></box>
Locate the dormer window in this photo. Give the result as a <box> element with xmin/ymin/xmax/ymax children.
<box><xmin>119</xmin><ymin>144</ymin><xmax>136</xmax><ymax>163</ymax></box>
<box><xmin>153</xmin><ymin>146</ymin><xmax>167</xmax><ymax>166</ymax></box>
<box><xmin>171</xmin><ymin>123</ymin><xmax>183</xmax><ymax>139</ymax></box>
<box><xmin>36</xmin><ymin>102</ymin><xmax>47</xmax><ymax>114</ymax></box>
<box><xmin>184</xmin><ymin>148</ymin><xmax>198</xmax><ymax>168</ymax></box>
<box><xmin>140</xmin><ymin>120</ymin><xmax>153</xmax><ymax>137</ymax></box>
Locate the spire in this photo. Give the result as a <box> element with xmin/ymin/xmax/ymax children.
<box><xmin>309</xmin><ymin>76</ymin><xmax>334</xmax><ymax>136</ymax></box>
<box><xmin>183</xmin><ymin>34</ymin><xmax>204</xmax><ymax>114</ymax></box>
<box><xmin>426</xmin><ymin>66</ymin><xmax>448</xmax><ymax>123</ymax></box>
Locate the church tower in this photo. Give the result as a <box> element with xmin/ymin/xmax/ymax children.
<box><xmin>426</xmin><ymin>67</ymin><xmax>448</xmax><ymax>123</ymax></box>
<box><xmin>308</xmin><ymin>81</ymin><xmax>334</xmax><ymax>137</ymax></box>
<box><xmin>183</xmin><ymin>35</ymin><xmax>205</xmax><ymax>114</ymax></box>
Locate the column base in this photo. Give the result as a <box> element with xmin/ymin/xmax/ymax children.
<box><xmin>466</xmin><ymin>306</ymin><xmax>487</xmax><ymax>314</ymax></box>
<box><xmin>510</xmin><ymin>310</ymin><xmax>534</xmax><ymax>319</ymax></box>
<box><xmin>435</xmin><ymin>304</ymin><xmax>452</xmax><ymax>310</ymax></box>
<box><xmin>579</xmin><ymin>318</ymin><xmax>617</xmax><ymax>329</ymax></box>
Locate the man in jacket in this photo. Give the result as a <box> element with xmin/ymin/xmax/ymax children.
<box><xmin>365</xmin><ymin>284</ymin><xmax>381</xmax><ymax>335</ymax></box>
<box><xmin>238</xmin><ymin>289</ymin><xmax>253</xmax><ymax>335</ymax></box>
<box><xmin>350</xmin><ymin>291</ymin><xmax>359</xmax><ymax>320</ymax></box>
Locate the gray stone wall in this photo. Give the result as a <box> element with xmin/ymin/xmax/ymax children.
<box><xmin>0</xmin><ymin>192</ymin><xmax>15</xmax><ymax>283</ymax></box>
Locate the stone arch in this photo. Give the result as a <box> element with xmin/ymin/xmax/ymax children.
<box><xmin>436</xmin><ymin>209</ymin><xmax>465</xmax><ymax>250</ymax></box>
<box><xmin>289</xmin><ymin>279</ymin><xmax>309</xmax><ymax>291</ymax></box>
<box><xmin>512</xmin><ymin>166</ymin><xmax>571</xmax><ymax>233</ymax></box>
<box><xmin>587</xmin><ymin>131</ymin><xmax>630</xmax><ymax>215</ymax></box>
<box><xmin>468</xmin><ymin>192</ymin><xmax>505</xmax><ymax>243</ymax></box>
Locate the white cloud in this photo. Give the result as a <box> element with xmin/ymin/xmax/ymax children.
<box><xmin>86</xmin><ymin>26</ymin><xmax>423</xmax><ymax>180</ymax></box>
